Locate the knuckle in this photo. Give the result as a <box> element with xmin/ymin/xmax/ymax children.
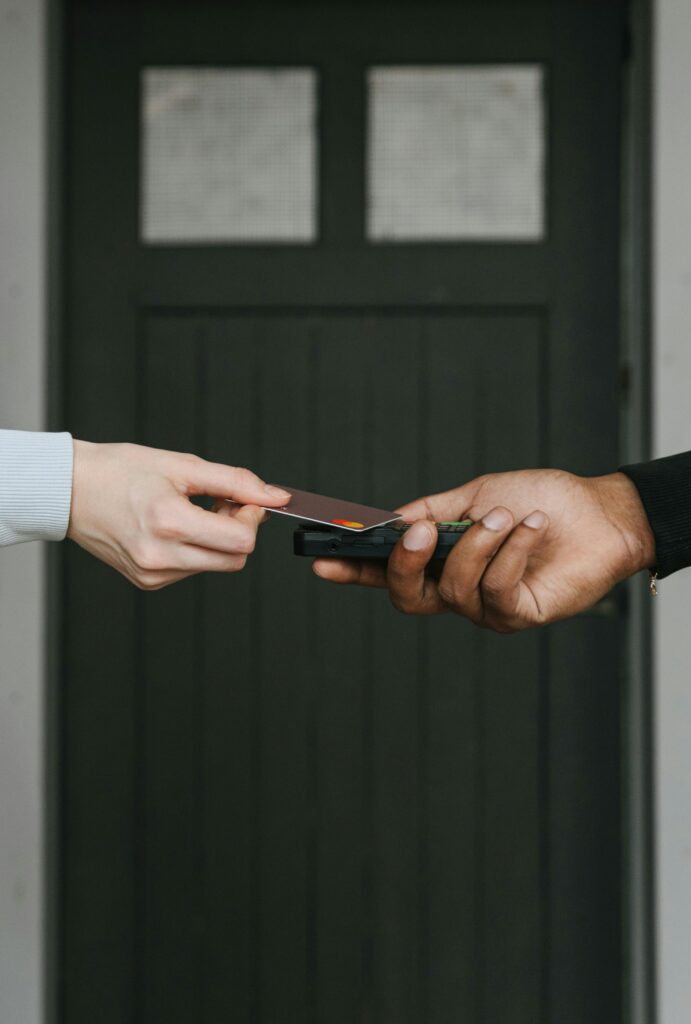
<box><xmin>471</xmin><ymin>473</ymin><xmax>491</xmax><ymax>493</ymax></box>
<box><xmin>132</xmin><ymin>572</ymin><xmax>163</xmax><ymax>592</ymax></box>
<box><xmin>237</xmin><ymin>528</ymin><xmax>256</xmax><ymax>554</ymax></box>
<box><xmin>389</xmin><ymin>591</ymin><xmax>416</xmax><ymax>615</ymax></box>
<box><xmin>437</xmin><ymin>579</ymin><xmax>461</xmax><ymax>607</ymax></box>
<box><xmin>150</xmin><ymin>504</ymin><xmax>181</xmax><ymax>540</ymax></box>
<box><xmin>233</xmin><ymin>465</ymin><xmax>255</xmax><ymax>484</ymax></box>
<box><xmin>176</xmin><ymin>451</ymin><xmax>202</xmax><ymax>473</ymax></box>
<box><xmin>482</xmin><ymin>607</ymin><xmax>526</xmax><ymax>634</ymax></box>
<box><xmin>130</xmin><ymin>542</ymin><xmax>162</xmax><ymax>573</ymax></box>
<box><xmin>481</xmin><ymin>572</ymin><xmax>506</xmax><ymax>602</ymax></box>
<box><xmin>490</xmin><ymin>620</ymin><xmax>519</xmax><ymax>635</ymax></box>
<box><xmin>385</xmin><ymin>563</ymin><xmax>407</xmax><ymax>588</ymax></box>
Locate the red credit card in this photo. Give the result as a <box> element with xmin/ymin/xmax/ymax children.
<box><xmin>261</xmin><ymin>486</ymin><xmax>402</xmax><ymax>532</ymax></box>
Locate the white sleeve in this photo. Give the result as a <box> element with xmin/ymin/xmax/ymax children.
<box><xmin>0</xmin><ymin>430</ymin><xmax>74</xmax><ymax>546</ymax></box>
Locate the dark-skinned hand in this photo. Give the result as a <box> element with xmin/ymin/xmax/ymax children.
<box><xmin>313</xmin><ymin>469</ymin><xmax>656</xmax><ymax>633</ymax></box>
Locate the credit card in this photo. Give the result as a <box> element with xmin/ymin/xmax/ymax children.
<box><xmin>261</xmin><ymin>486</ymin><xmax>402</xmax><ymax>532</ymax></box>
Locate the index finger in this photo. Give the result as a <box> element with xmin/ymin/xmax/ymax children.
<box><xmin>396</xmin><ymin>479</ymin><xmax>484</xmax><ymax>523</ymax></box>
<box><xmin>312</xmin><ymin>558</ymin><xmax>388</xmax><ymax>588</ymax></box>
<box><xmin>182</xmin><ymin>457</ymin><xmax>291</xmax><ymax>508</ymax></box>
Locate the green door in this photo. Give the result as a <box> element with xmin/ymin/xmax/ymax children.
<box><xmin>60</xmin><ymin>2</ymin><xmax>628</xmax><ymax>1022</ymax></box>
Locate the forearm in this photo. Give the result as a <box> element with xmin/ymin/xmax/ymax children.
<box><xmin>0</xmin><ymin>429</ymin><xmax>74</xmax><ymax>545</ymax></box>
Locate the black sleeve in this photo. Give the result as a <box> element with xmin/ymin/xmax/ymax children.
<box><xmin>620</xmin><ymin>450</ymin><xmax>691</xmax><ymax>578</ymax></box>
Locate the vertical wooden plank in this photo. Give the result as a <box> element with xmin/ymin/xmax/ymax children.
<box><xmin>255</xmin><ymin>319</ymin><xmax>313</xmax><ymax>1022</ymax></box>
<box><xmin>311</xmin><ymin>316</ymin><xmax>369</xmax><ymax>1024</ymax></box>
<box><xmin>548</xmin><ymin>616</ymin><xmax>623</xmax><ymax>1024</ymax></box>
<box><xmin>201</xmin><ymin>319</ymin><xmax>258</xmax><ymax>1023</ymax></box>
<box><xmin>546</xmin><ymin>13</ymin><xmax>625</xmax><ymax>1018</ymax></box>
<box><xmin>141</xmin><ymin>318</ymin><xmax>204</xmax><ymax>1023</ymax></box>
<box><xmin>425</xmin><ymin>318</ymin><xmax>481</xmax><ymax>1023</ymax></box>
<box><xmin>549</xmin><ymin>2</ymin><xmax>623</xmax><ymax>477</ymax></box>
<box><xmin>367</xmin><ymin>317</ymin><xmax>423</xmax><ymax>1024</ymax></box>
<box><xmin>479</xmin><ymin>316</ymin><xmax>543</xmax><ymax>474</ymax></box>
<box><xmin>480</xmin><ymin>633</ymin><xmax>541</xmax><ymax>1022</ymax></box>
<box><xmin>424</xmin><ymin>618</ymin><xmax>481</xmax><ymax>1024</ymax></box>
<box><xmin>478</xmin><ymin>319</ymin><xmax>543</xmax><ymax>1023</ymax></box>
<box><xmin>62</xmin><ymin>555</ymin><xmax>138</xmax><ymax>1024</ymax></box>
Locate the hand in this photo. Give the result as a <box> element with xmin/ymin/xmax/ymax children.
<box><xmin>67</xmin><ymin>441</ymin><xmax>290</xmax><ymax>590</ymax></box>
<box><xmin>313</xmin><ymin>470</ymin><xmax>656</xmax><ymax>632</ymax></box>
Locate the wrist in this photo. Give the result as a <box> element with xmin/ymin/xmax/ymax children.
<box><xmin>67</xmin><ymin>439</ymin><xmax>99</xmax><ymax>541</ymax></box>
<box><xmin>592</xmin><ymin>471</ymin><xmax>656</xmax><ymax>576</ymax></box>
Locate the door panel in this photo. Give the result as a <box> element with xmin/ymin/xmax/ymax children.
<box><xmin>138</xmin><ymin>311</ymin><xmax>537</xmax><ymax>1022</ymax></box>
<box><xmin>61</xmin><ymin>1</ymin><xmax>626</xmax><ymax>1022</ymax></box>
<box><xmin>139</xmin><ymin>311</ymin><xmax>544</xmax><ymax>1021</ymax></box>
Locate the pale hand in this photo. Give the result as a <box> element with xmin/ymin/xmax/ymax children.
<box><xmin>67</xmin><ymin>441</ymin><xmax>290</xmax><ymax>590</ymax></box>
<box><xmin>313</xmin><ymin>469</ymin><xmax>656</xmax><ymax>632</ymax></box>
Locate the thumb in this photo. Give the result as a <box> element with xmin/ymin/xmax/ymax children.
<box><xmin>183</xmin><ymin>457</ymin><xmax>291</xmax><ymax>508</ymax></box>
<box><xmin>214</xmin><ymin>499</ymin><xmax>271</xmax><ymax>526</ymax></box>
<box><xmin>229</xmin><ymin>503</ymin><xmax>269</xmax><ymax>531</ymax></box>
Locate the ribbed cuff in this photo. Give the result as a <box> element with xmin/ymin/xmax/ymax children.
<box><xmin>620</xmin><ymin>450</ymin><xmax>691</xmax><ymax>578</ymax></box>
<box><xmin>0</xmin><ymin>430</ymin><xmax>74</xmax><ymax>546</ymax></box>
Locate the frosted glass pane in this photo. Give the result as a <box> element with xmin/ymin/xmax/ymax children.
<box><xmin>368</xmin><ymin>66</ymin><xmax>545</xmax><ymax>241</ymax></box>
<box><xmin>141</xmin><ymin>68</ymin><xmax>317</xmax><ymax>243</ymax></box>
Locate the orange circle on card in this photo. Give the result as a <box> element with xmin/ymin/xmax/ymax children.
<box><xmin>331</xmin><ymin>518</ymin><xmax>364</xmax><ymax>529</ymax></box>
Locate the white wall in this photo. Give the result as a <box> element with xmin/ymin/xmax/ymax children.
<box><xmin>0</xmin><ymin>1</ymin><xmax>47</xmax><ymax>1022</ymax></box>
<box><xmin>654</xmin><ymin>1</ymin><xmax>691</xmax><ymax>1021</ymax></box>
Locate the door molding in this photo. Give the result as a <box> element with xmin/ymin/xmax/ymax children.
<box><xmin>620</xmin><ymin>0</ymin><xmax>655</xmax><ymax>1022</ymax></box>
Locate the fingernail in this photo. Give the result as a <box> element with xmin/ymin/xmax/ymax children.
<box><xmin>403</xmin><ymin>521</ymin><xmax>435</xmax><ymax>551</ymax></box>
<box><xmin>523</xmin><ymin>510</ymin><xmax>548</xmax><ymax>530</ymax></box>
<box><xmin>264</xmin><ymin>484</ymin><xmax>291</xmax><ymax>500</ymax></box>
<box><xmin>482</xmin><ymin>508</ymin><xmax>512</xmax><ymax>532</ymax></box>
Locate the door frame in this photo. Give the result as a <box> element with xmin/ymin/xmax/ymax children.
<box><xmin>45</xmin><ymin>1</ymin><xmax>66</xmax><ymax>1022</ymax></box>
<box><xmin>619</xmin><ymin>1</ymin><xmax>655</xmax><ymax>1022</ymax></box>
<box><xmin>44</xmin><ymin>2</ymin><xmax>654</xmax><ymax>1022</ymax></box>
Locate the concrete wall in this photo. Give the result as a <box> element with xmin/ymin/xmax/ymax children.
<box><xmin>654</xmin><ymin>2</ymin><xmax>691</xmax><ymax>1021</ymax></box>
<box><xmin>0</xmin><ymin>0</ymin><xmax>47</xmax><ymax>1022</ymax></box>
